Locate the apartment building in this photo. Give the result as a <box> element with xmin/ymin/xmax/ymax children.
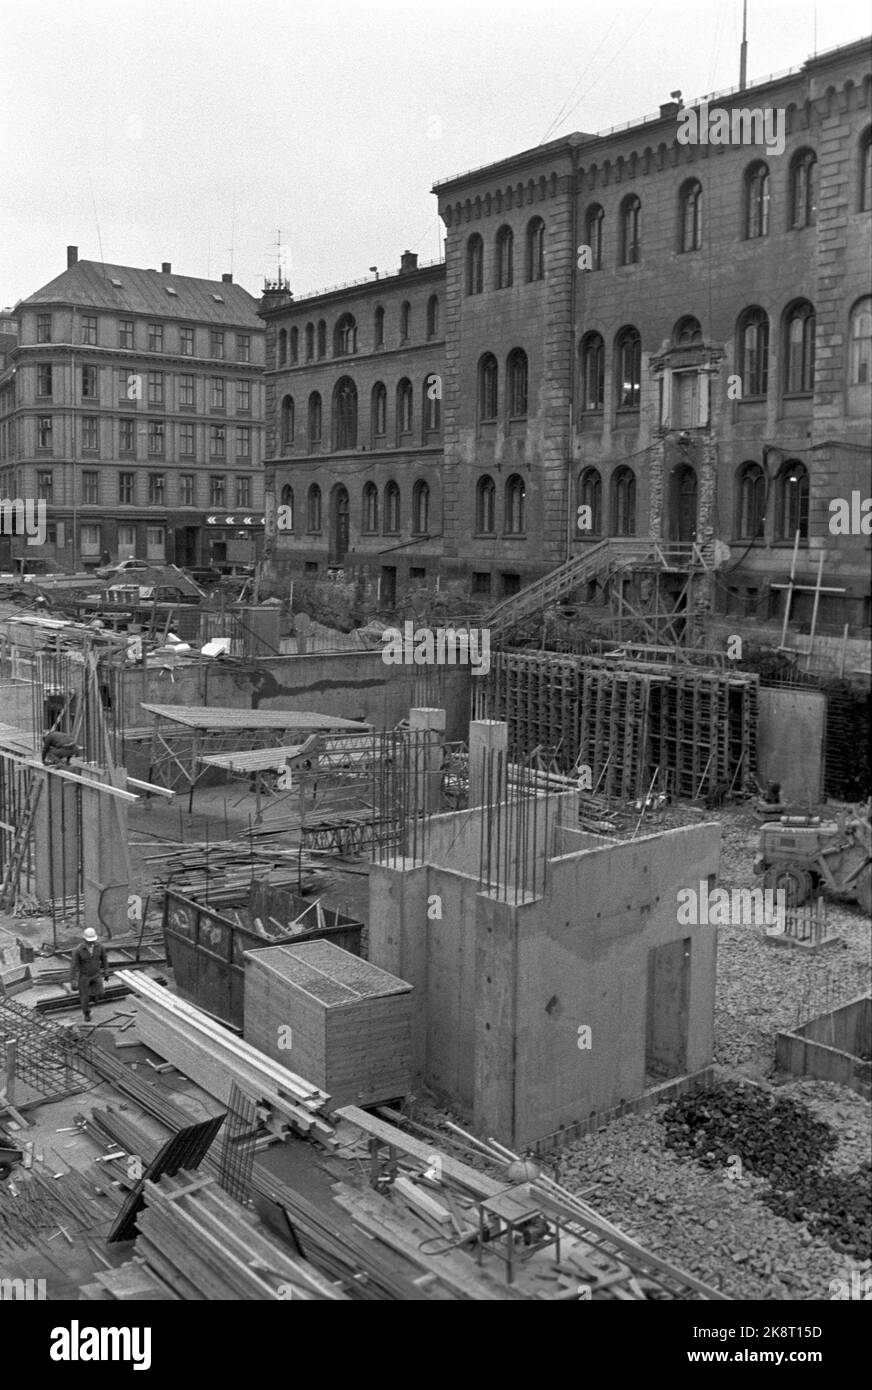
<box><xmin>0</xmin><ymin>249</ymin><xmax>265</xmax><ymax>572</ymax></box>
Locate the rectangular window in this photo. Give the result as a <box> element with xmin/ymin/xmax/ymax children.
<box><xmin>37</xmin><ymin>469</ymin><xmax>53</xmax><ymax>502</ymax></box>
<box><xmin>37</xmin><ymin>416</ymin><xmax>52</xmax><ymax>449</ymax></box>
<box><xmin>146</xmin><ymin>526</ymin><xmax>165</xmax><ymax>561</ymax></box>
<box><xmin>148</xmin><ymin>323</ymin><xmax>164</xmax><ymax>352</ymax></box>
<box><xmin>209</xmin><ymin>475</ymin><xmax>226</xmax><ymax>507</ymax></box>
<box><xmin>118</xmin><ymin>523</ymin><xmax>136</xmax><ymax>555</ymax></box>
<box><xmin>236</xmin><ymin>425</ymin><xmax>251</xmax><ymax>458</ymax></box>
<box><xmin>118</xmin><ymin>368</ymin><xmax>130</xmax><ymax>401</ymax></box>
<box><xmin>81</xmin><ymin>416</ymin><xmax>99</xmax><ymax>451</ymax></box>
<box><xmin>180</xmin><ymin>327</ymin><xmax>194</xmax><ymax>356</ymax></box>
<box><xmin>37</xmin><ymin>364</ymin><xmax>53</xmax><ymax>397</ymax></box>
<box><xmin>118</xmin><ymin>471</ymin><xmax>135</xmax><ymax>504</ymax></box>
<box><xmin>147</xmin><ymin>472</ymin><xmax>165</xmax><ymax>505</ymax></box>
<box><xmin>237</xmin><ymin>334</ymin><xmax>251</xmax><ymax>363</ymax></box>
<box><xmin>236</xmin><ymin>379</ymin><xmax>251</xmax><ymax>412</ymax></box>
<box><xmin>82</xmin><ymin>470</ymin><xmax>99</xmax><ymax>504</ymax></box>
<box><xmin>81</xmin><ymin>314</ymin><xmax>97</xmax><ymax>346</ymax></box>
<box><xmin>179</xmin><ymin>473</ymin><xmax>195</xmax><ymax>506</ymax></box>
<box><xmin>81</xmin><ymin>365</ymin><xmax>98</xmax><ymax>398</ymax></box>
<box><xmin>147</xmin><ymin>371</ymin><xmax>164</xmax><ymax>405</ymax></box>
<box><xmin>179</xmin><ymin>422</ymin><xmax>195</xmax><ymax>456</ymax></box>
<box><xmin>119</xmin><ymin>320</ymin><xmax>134</xmax><ymax>349</ymax></box>
<box><xmin>36</xmin><ymin>314</ymin><xmax>52</xmax><ymax>343</ymax></box>
<box><xmin>80</xmin><ymin>523</ymin><xmax>101</xmax><ymax>556</ymax></box>
<box><xmin>210</xmin><ymin>330</ymin><xmax>224</xmax><ymax>359</ymax></box>
<box><xmin>119</xmin><ymin>419</ymin><xmax>135</xmax><ymax>453</ymax></box>
<box><xmin>235</xmin><ymin>476</ymin><xmax>250</xmax><ymax>507</ymax></box>
<box><xmin>210</xmin><ymin>377</ymin><xmax>225</xmax><ymax>410</ymax></box>
<box><xmin>210</xmin><ymin>425</ymin><xmax>225</xmax><ymax>458</ymax></box>
<box><xmin>147</xmin><ymin>421</ymin><xmax>165</xmax><ymax>454</ymax></box>
<box><xmin>179</xmin><ymin>373</ymin><xmax>195</xmax><ymax>407</ymax></box>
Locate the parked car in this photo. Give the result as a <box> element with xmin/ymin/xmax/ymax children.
<box><xmin>95</xmin><ymin>557</ymin><xmax>151</xmax><ymax>580</ymax></box>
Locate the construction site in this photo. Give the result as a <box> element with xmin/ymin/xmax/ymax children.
<box><xmin>0</xmin><ymin>544</ymin><xmax>869</xmax><ymax>1307</ymax></box>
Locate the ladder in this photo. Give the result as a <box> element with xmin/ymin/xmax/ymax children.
<box><xmin>0</xmin><ymin>777</ymin><xmax>43</xmax><ymax>909</ymax></box>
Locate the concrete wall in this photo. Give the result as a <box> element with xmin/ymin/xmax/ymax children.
<box><xmin>757</xmin><ymin>687</ymin><xmax>826</xmax><ymax>801</ymax></box>
<box><xmin>776</xmin><ymin>996</ymin><xmax>872</xmax><ymax>1096</ymax></box>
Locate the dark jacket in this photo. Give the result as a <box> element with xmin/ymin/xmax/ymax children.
<box><xmin>70</xmin><ymin>941</ymin><xmax>108</xmax><ymax>983</ymax></box>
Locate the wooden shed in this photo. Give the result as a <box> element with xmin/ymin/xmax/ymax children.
<box><xmin>243</xmin><ymin>940</ymin><xmax>413</xmax><ymax>1109</ymax></box>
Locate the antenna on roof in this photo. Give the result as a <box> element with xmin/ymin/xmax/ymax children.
<box><xmin>739</xmin><ymin>0</ymin><xmax>748</xmax><ymax>90</ymax></box>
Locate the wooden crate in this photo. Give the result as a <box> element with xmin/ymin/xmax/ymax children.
<box><xmin>243</xmin><ymin>940</ymin><xmax>413</xmax><ymax>1109</ymax></box>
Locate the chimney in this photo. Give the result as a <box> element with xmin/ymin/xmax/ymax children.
<box><xmin>659</xmin><ymin>100</ymin><xmax>681</xmax><ymax>119</ymax></box>
<box><xmin>222</xmin><ymin>272</ymin><xmax>233</xmax><ymax>283</ymax></box>
<box><xmin>399</xmin><ymin>250</ymin><xmax>418</xmax><ymax>275</ymax></box>
<box><xmin>161</xmin><ymin>262</ymin><xmax>172</xmax><ymax>274</ymax></box>
<box><xmin>67</xmin><ymin>245</ymin><xmax>78</xmax><ymax>268</ymax></box>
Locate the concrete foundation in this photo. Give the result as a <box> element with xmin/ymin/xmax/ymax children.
<box><xmin>776</xmin><ymin>995</ymin><xmax>871</xmax><ymax>1098</ymax></box>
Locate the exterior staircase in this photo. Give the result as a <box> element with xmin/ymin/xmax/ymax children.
<box><xmin>484</xmin><ymin>538</ymin><xmax>708</xmax><ymax>637</ymax></box>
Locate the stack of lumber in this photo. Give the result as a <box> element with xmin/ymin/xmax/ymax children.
<box><xmin>134</xmin><ymin>1172</ymin><xmax>347</xmax><ymax>1300</ymax></box>
<box><xmin>81</xmin><ymin>1261</ymin><xmax>174</xmax><ymax>1301</ymax></box>
<box><xmin>143</xmin><ymin>842</ymin><xmax>326</xmax><ymax>898</ymax></box>
<box><xmin>244</xmin><ymin>941</ymin><xmax>412</xmax><ymax>1109</ymax></box>
<box><xmin>115</xmin><ymin>970</ymin><xmax>334</xmax><ymax>1142</ymax></box>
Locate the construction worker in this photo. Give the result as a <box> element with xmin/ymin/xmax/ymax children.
<box><xmin>68</xmin><ymin>928</ymin><xmax>109</xmax><ymax>1021</ymax></box>
<box><xmin>42</xmin><ymin>731</ymin><xmax>81</xmax><ymax>766</ymax></box>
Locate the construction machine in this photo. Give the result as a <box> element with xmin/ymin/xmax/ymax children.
<box><xmin>754</xmin><ymin>808</ymin><xmax>872</xmax><ymax>913</ymax></box>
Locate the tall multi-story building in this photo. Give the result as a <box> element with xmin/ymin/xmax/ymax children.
<box><xmin>0</xmin><ymin>249</ymin><xmax>265</xmax><ymax>572</ymax></box>
<box><xmin>263</xmin><ymin>35</ymin><xmax>870</xmax><ymax>640</ymax></box>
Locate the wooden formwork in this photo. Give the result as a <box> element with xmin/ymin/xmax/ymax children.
<box><xmin>482</xmin><ymin>652</ymin><xmax>757</xmax><ymax>800</ymax></box>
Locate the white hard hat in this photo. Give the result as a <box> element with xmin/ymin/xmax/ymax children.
<box><xmin>83</xmin><ymin>927</ymin><xmax>98</xmax><ymax>942</ymax></box>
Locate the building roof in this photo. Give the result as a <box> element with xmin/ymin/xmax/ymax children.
<box><xmin>18</xmin><ymin>260</ymin><xmax>262</xmax><ymax>328</ymax></box>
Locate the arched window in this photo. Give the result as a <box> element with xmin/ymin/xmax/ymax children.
<box><xmin>507</xmin><ymin>348</ymin><xmax>528</xmax><ymax>418</ymax></box>
<box><xmin>290</xmin><ymin>326</ymin><xmax>299</xmax><ymax>363</ymax></box>
<box><xmin>784</xmin><ymin>301</ymin><xmax>815</xmax><ymax>394</ymax></box>
<box><xmin>620</xmin><ymin>195</ymin><xmax>641</xmax><ymax>264</ymax></box>
<box><xmin>422</xmin><ymin>375</ymin><xmax>441</xmax><ymax>434</ymax></box>
<box><xmin>526</xmin><ymin>217</ymin><xmax>545</xmax><ymax>281</ymax></box>
<box><xmin>579</xmin><ymin>333</ymin><xmax>604</xmax><ymax>411</ymax></box>
<box><xmin>776</xmin><ymin>460</ymin><xmax>809</xmax><ymax>540</ymax></box>
<box><xmin>737</xmin><ymin>462</ymin><xmax>765</xmax><ymax>539</ymax></box>
<box><xmin>400</xmin><ymin>301</ymin><xmax>411</xmax><ymax>342</ymax></box>
<box><xmin>332</xmin><ymin>377</ymin><xmax>358</xmax><ymax>449</ymax></box>
<box><xmin>790</xmin><ymin>150</ymin><xmax>816</xmax><ymax>229</ymax></box>
<box><xmin>412</xmin><ymin>480</ymin><xmax>430</xmax><ymax>534</ymax></box>
<box><xmin>396</xmin><ymin>379</ymin><xmax>413</xmax><ymax>438</ymax></box>
<box><xmin>334</xmin><ymin>313</ymin><xmax>357</xmax><ymax>356</ymax></box>
<box><xmin>673</xmin><ymin>316</ymin><xmax>702</xmax><ymax>348</ymax></box>
<box><xmin>362</xmin><ymin>482</ymin><xmax>379</xmax><ymax>533</ymax></box>
<box><xmin>476</xmin><ymin>475</ymin><xmax>495</xmax><ymax>534</ymax></box>
<box><xmin>505</xmin><ymin>474</ymin><xmax>525</xmax><ymax>534</ymax></box>
<box><xmin>280</xmin><ymin>484</ymin><xmax>294</xmax><ymax>531</ymax></box>
<box><xmin>374</xmin><ymin>305</ymin><xmax>385</xmax><ymax>348</ymax></box>
<box><xmin>371</xmin><ymin>381</ymin><xmax>387</xmax><ymax>440</ymax></box>
<box><xmin>679</xmin><ymin>180</ymin><xmax>702</xmax><ymax>252</ymax></box>
<box><xmin>383</xmin><ymin>480</ymin><xmax>400</xmax><ymax>533</ymax></box>
<box><xmin>305</xmin><ymin>323</ymin><xmax>314</xmax><ymax>361</ymax></box>
<box><xmin>307</xmin><ymin>483</ymin><xmax>321</xmax><ymax>531</ymax></box>
<box><xmin>478</xmin><ymin>353</ymin><xmax>498</xmax><ymax>422</ymax></box>
<box><xmin>280</xmin><ymin>394</ymin><xmax>294</xmax><ymax>447</ymax></box>
<box><xmin>861</xmin><ymin>128</ymin><xmax>872</xmax><ymax>212</ymax></box>
<box><xmin>745</xmin><ymin>162</ymin><xmax>770</xmax><ymax>239</ymax></box>
<box><xmin>307</xmin><ymin>391</ymin><xmax>322</xmax><ymax>446</ymax></box>
<box><xmin>317</xmin><ymin>320</ymin><xmax>326</xmax><ymax>358</ymax></box>
<box><xmin>278</xmin><ymin>329</ymin><xmax>288</xmax><ymax>366</ymax></box>
<box><xmin>426</xmin><ymin>295</ymin><xmax>439</xmax><ymax>338</ymax></box>
<box><xmin>585</xmin><ymin>204</ymin><xmax>604</xmax><ymax>270</ymax></box>
<box><xmin>615</xmin><ymin>327</ymin><xmax>641</xmax><ymax>409</ymax></box>
<box><xmin>496</xmin><ymin>225</ymin><xmax>514</xmax><ymax>289</ymax></box>
<box><xmin>578</xmin><ymin>467</ymin><xmax>602</xmax><ymax>534</ymax></box>
<box><xmin>466</xmin><ymin>234</ymin><xmax>484</xmax><ymax>295</ymax></box>
<box><xmin>738</xmin><ymin>307</ymin><xmax>769</xmax><ymax>397</ymax></box>
<box><xmin>611</xmin><ymin>467</ymin><xmax>636</xmax><ymax>536</ymax></box>
<box><xmin>849</xmin><ymin>296</ymin><xmax>872</xmax><ymax>385</ymax></box>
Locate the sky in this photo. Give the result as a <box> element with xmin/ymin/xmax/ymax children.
<box><xmin>1</xmin><ymin>0</ymin><xmax>869</xmax><ymax>308</ymax></box>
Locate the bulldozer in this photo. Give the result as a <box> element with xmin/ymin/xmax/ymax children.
<box><xmin>754</xmin><ymin>808</ymin><xmax>872</xmax><ymax>914</ymax></box>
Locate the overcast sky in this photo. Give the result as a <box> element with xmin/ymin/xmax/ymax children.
<box><xmin>1</xmin><ymin>0</ymin><xmax>869</xmax><ymax>308</ymax></box>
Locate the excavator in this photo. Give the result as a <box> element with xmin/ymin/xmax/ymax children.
<box><xmin>754</xmin><ymin>805</ymin><xmax>872</xmax><ymax>913</ymax></box>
